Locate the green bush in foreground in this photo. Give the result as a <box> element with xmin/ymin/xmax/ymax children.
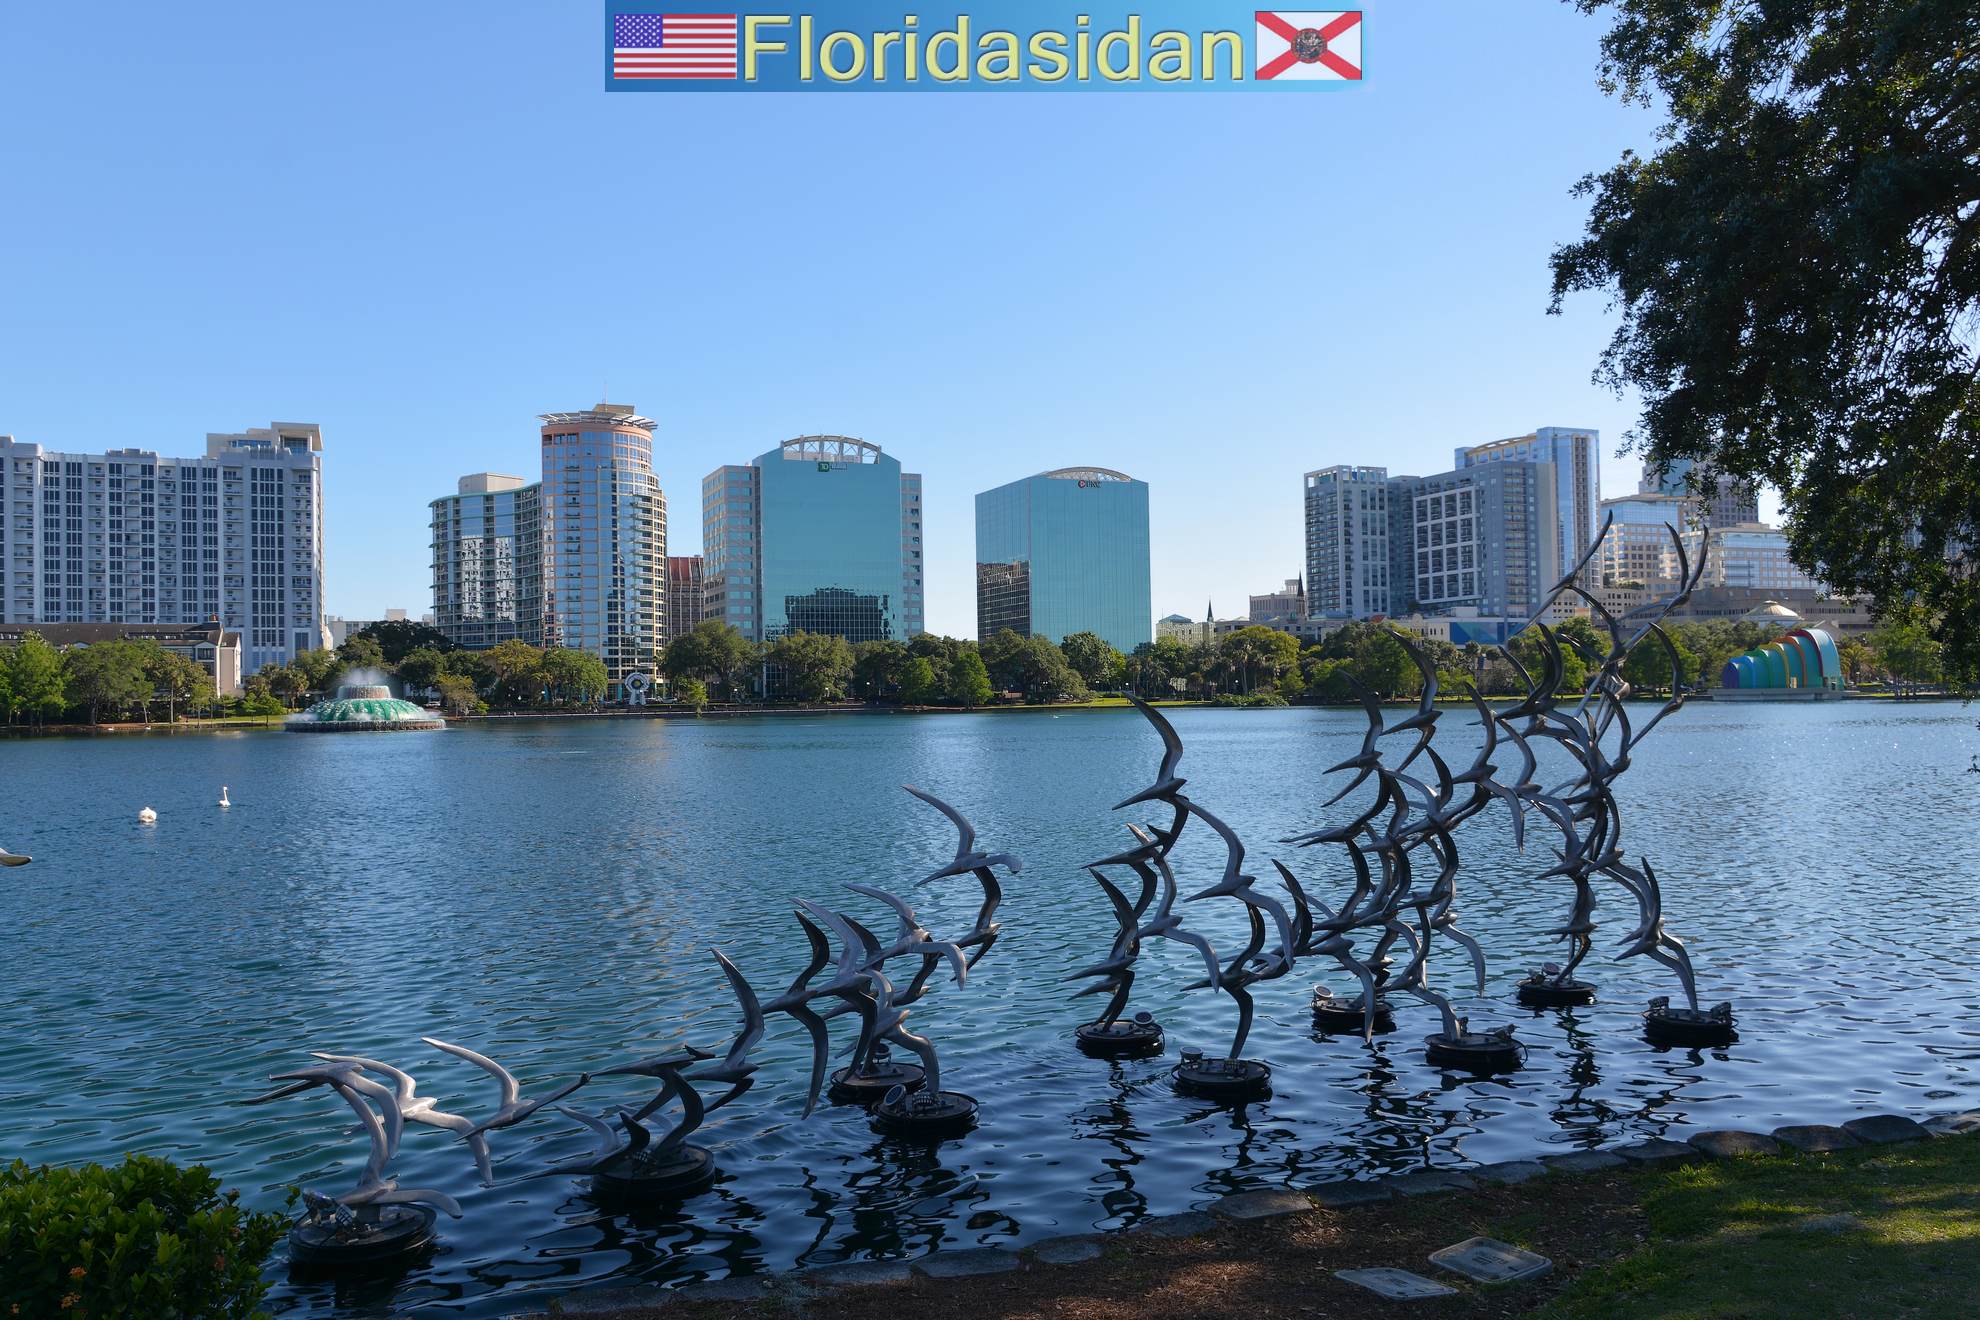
<box><xmin>0</xmin><ymin>1156</ymin><xmax>287</xmax><ymax>1319</ymax></box>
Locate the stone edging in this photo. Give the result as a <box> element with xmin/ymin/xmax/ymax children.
<box><xmin>525</xmin><ymin>1106</ymin><xmax>1980</xmax><ymax>1316</ymax></box>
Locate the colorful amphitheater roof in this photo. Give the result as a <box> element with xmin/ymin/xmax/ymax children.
<box><xmin>1720</xmin><ymin>626</ymin><xmax>1843</xmax><ymax>691</ymax></box>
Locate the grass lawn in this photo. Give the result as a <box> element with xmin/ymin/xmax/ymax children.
<box><xmin>1541</xmin><ymin>1138</ymin><xmax>1980</xmax><ymax>1319</ymax></box>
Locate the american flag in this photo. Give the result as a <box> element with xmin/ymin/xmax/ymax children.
<box><xmin>613</xmin><ymin>13</ymin><xmax>738</xmax><ymax>80</ymax></box>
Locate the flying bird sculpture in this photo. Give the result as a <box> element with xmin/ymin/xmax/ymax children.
<box><xmin>245</xmin><ymin>1058</ymin><xmax>462</xmax><ymax>1265</ymax></box>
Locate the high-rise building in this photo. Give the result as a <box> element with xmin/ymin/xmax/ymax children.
<box><xmin>1303</xmin><ymin>465</ymin><xmax>1395</xmax><ymax>617</ymax></box>
<box><xmin>1639</xmin><ymin>459</ymin><xmax>1760</xmax><ymax>528</ymax></box>
<box><xmin>425</xmin><ymin>403</ymin><xmax>666</xmax><ymax>694</ymax></box>
<box><xmin>975</xmin><ymin>467</ymin><xmax>1151</xmax><ymax>654</ymax></box>
<box><xmin>0</xmin><ymin>423</ymin><xmax>325</xmax><ymax>672</ymax></box>
<box><xmin>1397</xmin><ymin>462</ymin><xmax>1559</xmax><ymax>619</ymax></box>
<box><xmin>537</xmin><ymin>403</ymin><xmax>666</xmax><ymax>687</ymax></box>
<box><xmin>900</xmin><ymin>471</ymin><xmax>925</xmax><ymax>638</ymax></box>
<box><xmin>1704</xmin><ymin>523</ymin><xmax>1822</xmax><ymax>593</ymax></box>
<box><xmin>701</xmin><ymin>463</ymin><xmax>760</xmax><ymax>637</ymax></box>
<box><xmin>1597</xmin><ymin>492</ymin><xmax>1690</xmax><ymax>586</ymax></box>
<box><xmin>665</xmin><ymin>554</ymin><xmax>704</xmax><ymax>642</ymax></box>
<box><xmin>1455</xmin><ymin>427</ymin><xmax>1600</xmax><ymax>581</ymax></box>
<box><xmin>703</xmin><ymin>436</ymin><xmax>922</xmax><ymax>644</ymax></box>
<box><xmin>430</xmin><ymin>473</ymin><xmax>540</xmax><ymax>650</ymax></box>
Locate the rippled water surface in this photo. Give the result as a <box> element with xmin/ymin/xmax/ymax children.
<box><xmin>4</xmin><ymin>702</ymin><xmax>1978</xmax><ymax>1315</ymax></box>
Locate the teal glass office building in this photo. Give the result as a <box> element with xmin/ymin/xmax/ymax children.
<box><xmin>976</xmin><ymin>468</ymin><xmax>1151</xmax><ymax>654</ymax></box>
<box><xmin>706</xmin><ymin>436</ymin><xmax>923</xmax><ymax>644</ymax></box>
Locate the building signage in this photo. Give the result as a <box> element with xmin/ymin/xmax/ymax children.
<box><xmin>605</xmin><ymin>5</ymin><xmax>1365</xmax><ymax>92</ymax></box>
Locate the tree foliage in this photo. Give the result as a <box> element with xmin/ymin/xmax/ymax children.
<box><xmin>851</xmin><ymin>640</ymin><xmax>909</xmax><ymax>700</ymax></box>
<box><xmin>764</xmin><ymin>630</ymin><xmax>854</xmax><ymax>702</ymax></box>
<box><xmin>1551</xmin><ymin>0</ymin><xmax>1980</xmax><ymax>686</ymax></box>
<box><xmin>662</xmin><ymin>620</ymin><xmax>759</xmax><ymax>699</ymax></box>
<box><xmin>5</xmin><ymin>632</ymin><xmax>66</xmax><ymax>725</ymax></box>
<box><xmin>353</xmin><ymin>619</ymin><xmax>458</xmax><ymax>665</ymax></box>
<box><xmin>946</xmin><ymin>649</ymin><xmax>994</xmax><ymax>707</ymax></box>
<box><xmin>1060</xmin><ymin>631</ymin><xmax>1125</xmax><ymax>691</ymax></box>
<box><xmin>540</xmin><ymin>646</ymin><xmax>609</xmax><ymax>705</ymax></box>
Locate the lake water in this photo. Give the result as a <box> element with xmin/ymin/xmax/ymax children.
<box><xmin>3</xmin><ymin>701</ymin><xmax>1977</xmax><ymax>1316</ymax></box>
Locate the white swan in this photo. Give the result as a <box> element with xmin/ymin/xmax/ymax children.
<box><xmin>0</xmin><ymin>846</ymin><xmax>29</xmax><ymax>867</ymax></box>
<box><xmin>137</xmin><ymin>807</ymin><xmax>157</xmax><ymax>824</ymax></box>
<box><xmin>219</xmin><ymin>786</ymin><xmax>231</xmax><ymax>808</ymax></box>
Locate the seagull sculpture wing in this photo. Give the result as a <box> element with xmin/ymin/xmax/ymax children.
<box><xmin>423</xmin><ymin>1037</ymin><xmax>521</xmax><ymax>1108</ymax></box>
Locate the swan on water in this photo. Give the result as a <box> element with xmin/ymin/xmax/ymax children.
<box><xmin>219</xmin><ymin>786</ymin><xmax>231</xmax><ymax>808</ymax></box>
<box><xmin>137</xmin><ymin>807</ymin><xmax>157</xmax><ymax>824</ymax></box>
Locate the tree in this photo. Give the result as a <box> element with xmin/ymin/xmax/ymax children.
<box><xmin>395</xmin><ymin>647</ymin><xmax>449</xmax><ymax>694</ymax></box>
<box><xmin>979</xmin><ymin>630</ymin><xmax>1085</xmax><ymax>703</ymax></box>
<box><xmin>851</xmin><ymin>640</ymin><xmax>910</xmax><ymax>701</ymax></box>
<box><xmin>541</xmin><ymin>647</ymin><xmax>609</xmax><ymax>706</ymax></box>
<box><xmin>676</xmin><ymin>677</ymin><xmax>709</xmax><ymax>713</ymax></box>
<box><xmin>63</xmin><ymin>642</ymin><xmax>149</xmax><ymax>724</ymax></box>
<box><xmin>484</xmin><ymin>639</ymin><xmax>546</xmax><ymax>706</ymax></box>
<box><xmin>291</xmin><ymin>648</ymin><xmax>339</xmax><ymax>695</ymax></box>
<box><xmin>6</xmin><ymin>632</ymin><xmax>66</xmax><ymax>725</ymax></box>
<box><xmin>1214</xmin><ymin>626</ymin><xmax>1301</xmax><ymax>695</ymax></box>
<box><xmin>1867</xmin><ymin>607</ymin><xmax>1944</xmax><ymax>687</ymax></box>
<box><xmin>908</xmin><ymin>633</ymin><xmax>968</xmax><ymax>665</ymax></box>
<box><xmin>1060</xmin><ymin>632</ymin><xmax>1125</xmax><ymax>691</ymax></box>
<box><xmin>259</xmin><ymin>663</ymin><xmax>307</xmax><ymax>709</ymax></box>
<box><xmin>335</xmin><ymin>634</ymin><xmax>388</xmax><ymax>675</ymax></box>
<box><xmin>141</xmin><ymin>645</ymin><xmax>211</xmax><ymax>722</ymax></box>
<box><xmin>1131</xmin><ymin>636</ymin><xmax>1203</xmax><ymax>697</ymax></box>
<box><xmin>1551</xmin><ymin>0</ymin><xmax>1980</xmax><ymax>686</ymax></box>
<box><xmin>946</xmin><ymin>649</ymin><xmax>993</xmax><ymax>708</ymax></box>
<box><xmin>1623</xmin><ymin>634</ymin><xmax>1695</xmax><ymax>695</ymax></box>
<box><xmin>899</xmin><ymin>655</ymin><xmax>939</xmax><ymax>706</ymax></box>
<box><xmin>765</xmin><ymin>630</ymin><xmax>854</xmax><ymax>703</ymax></box>
<box><xmin>433</xmin><ymin>673</ymin><xmax>481</xmax><ymax>716</ymax></box>
<box><xmin>662</xmin><ymin>620</ymin><xmax>758</xmax><ymax>700</ymax></box>
<box><xmin>355</xmin><ymin>619</ymin><xmax>459</xmax><ymax>665</ymax></box>
<box><xmin>439</xmin><ymin>648</ymin><xmax>495</xmax><ymax>691</ymax></box>
<box><xmin>0</xmin><ymin>648</ymin><xmax>11</xmax><ymax>722</ymax></box>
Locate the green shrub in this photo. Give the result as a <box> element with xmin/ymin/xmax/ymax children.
<box><xmin>0</xmin><ymin>1156</ymin><xmax>287</xmax><ymax>1319</ymax></box>
<box><xmin>237</xmin><ymin>692</ymin><xmax>287</xmax><ymax>718</ymax></box>
<box><xmin>1211</xmin><ymin>691</ymin><xmax>1288</xmax><ymax>708</ymax></box>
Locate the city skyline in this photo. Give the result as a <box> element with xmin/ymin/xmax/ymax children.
<box><xmin>0</xmin><ymin>4</ymin><xmax>1785</xmax><ymax>636</ymax></box>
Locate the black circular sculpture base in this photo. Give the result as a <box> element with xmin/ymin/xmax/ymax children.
<box><xmin>1517</xmin><ymin>976</ymin><xmax>1598</xmax><ymax>1008</ymax></box>
<box><xmin>1075</xmin><ymin>1018</ymin><xmax>1165</xmax><ymax>1058</ymax></box>
<box><xmin>1172</xmin><ymin>1055</ymin><xmax>1271</xmax><ymax>1101</ymax></box>
<box><xmin>829</xmin><ymin>1062</ymin><xmax>926</xmax><ymax>1106</ymax></box>
<box><xmin>287</xmin><ymin>1204</ymin><xmax>436</xmax><ymax>1270</ymax></box>
<box><xmin>1424</xmin><ymin>1030</ymin><xmax>1523</xmax><ymax>1074</ymax></box>
<box><xmin>591</xmin><ymin>1144</ymin><xmax>718</xmax><ymax>1201</ymax></box>
<box><xmin>873</xmin><ymin>1089</ymin><xmax>978</xmax><ymax>1138</ymax></box>
<box><xmin>1312</xmin><ymin>988</ymin><xmax>1396</xmax><ymax>1034</ymax></box>
<box><xmin>1643</xmin><ymin>1004</ymin><xmax>1737</xmax><ymax>1048</ymax></box>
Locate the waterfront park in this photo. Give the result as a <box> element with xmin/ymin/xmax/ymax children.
<box><xmin>5</xmin><ymin>2</ymin><xmax>1980</xmax><ymax>1317</ymax></box>
<box><xmin>5</xmin><ymin>523</ymin><xmax>1979</xmax><ymax>1318</ymax></box>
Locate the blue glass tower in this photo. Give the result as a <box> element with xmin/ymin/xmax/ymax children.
<box><xmin>975</xmin><ymin>468</ymin><xmax>1151</xmax><ymax>654</ymax></box>
<box><xmin>706</xmin><ymin>436</ymin><xmax>922</xmax><ymax>644</ymax></box>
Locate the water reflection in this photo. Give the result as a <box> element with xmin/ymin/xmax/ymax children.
<box><xmin>1</xmin><ymin>701</ymin><xmax>1976</xmax><ymax>1315</ymax></box>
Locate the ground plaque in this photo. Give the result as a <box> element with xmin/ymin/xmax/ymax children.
<box><xmin>1429</xmin><ymin>1236</ymin><xmax>1553</xmax><ymax>1284</ymax></box>
<box><xmin>1337</xmin><ymin>1268</ymin><xmax>1458</xmax><ymax>1299</ymax></box>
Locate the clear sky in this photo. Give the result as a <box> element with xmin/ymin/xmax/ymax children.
<box><xmin>0</xmin><ymin>2</ymin><xmax>1738</xmax><ymax>635</ymax></box>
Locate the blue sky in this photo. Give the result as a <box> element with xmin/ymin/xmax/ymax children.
<box><xmin>0</xmin><ymin>2</ymin><xmax>1707</xmax><ymax>634</ymax></box>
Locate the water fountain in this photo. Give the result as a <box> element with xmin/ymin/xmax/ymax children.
<box><xmin>289</xmin><ymin>674</ymin><xmax>444</xmax><ymax>732</ymax></box>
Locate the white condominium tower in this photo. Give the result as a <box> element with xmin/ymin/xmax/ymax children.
<box><xmin>0</xmin><ymin>423</ymin><xmax>325</xmax><ymax>672</ymax></box>
<box><xmin>1455</xmin><ymin>426</ymin><xmax>1601</xmax><ymax>583</ymax></box>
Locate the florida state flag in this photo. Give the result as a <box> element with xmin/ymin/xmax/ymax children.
<box><xmin>1255</xmin><ymin>11</ymin><xmax>1363</xmax><ymax>81</ymax></box>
